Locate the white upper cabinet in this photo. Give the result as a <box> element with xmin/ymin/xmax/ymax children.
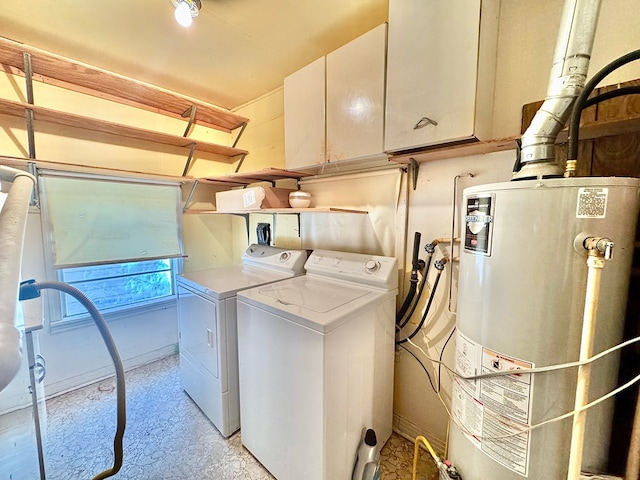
<box><xmin>285</xmin><ymin>24</ymin><xmax>387</xmax><ymax>170</ymax></box>
<box><xmin>326</xmin><ymin>24</ymin><xmax>387</xmax><ymax>163</ymax></box>
<box><xmin>284</xmin><ymin>57</ymin><xmax>326</xmax><ymax>170</ymax></box>
<box><xmin>384</xmin><ymin>0</ymin><xmax>500</xmax><ymax>153</ymax></box>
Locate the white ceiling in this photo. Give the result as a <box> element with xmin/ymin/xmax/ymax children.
<box><xmin>0</xmin><ymin>0</ymin><xmax>388</xmax><ymax>110</ymax></box>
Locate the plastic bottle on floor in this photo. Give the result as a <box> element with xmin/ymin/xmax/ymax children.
<box><xmin>352</xmin><ymin>428</ymin><xmax>380</xmax><ymax>480</ymax></box>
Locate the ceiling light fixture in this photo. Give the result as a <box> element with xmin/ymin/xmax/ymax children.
<box><xmin>171</xmin><ymin>0</ymin><xmax>201</xmax><ymax>27</ymax></box>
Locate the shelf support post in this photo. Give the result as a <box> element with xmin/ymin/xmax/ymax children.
<box><xmin>28</xmin><ymin>162</ymin><xmax>39</xmax><ymax>208</ymax></box>
<box><xmin>23</xmin><ymin>52</ymin><xmax>37</xmax><ymax>160</ymax></box>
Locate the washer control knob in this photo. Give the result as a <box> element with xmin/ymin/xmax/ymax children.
<box><xmin>365</xmin><ymin>260</ymin><xmax>380</xmax><ymax>272</ymax></box>
<box><xmin>333</xmin><ymin>257</ymin><xmax>342</xmax><ymax>266</ymax></box>
<box><xmin>279</xmin><ymin>252</ymin><xmax>291</xmax><ymax>262</ymax></box>
<box><xmin>313</xmin><ymin>255</ymin><xmax>322</xmax><ymax>263</ymax></box>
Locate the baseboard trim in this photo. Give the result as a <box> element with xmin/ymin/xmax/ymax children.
<box><xmin>44</xmin><ymin>344</ymin><xmax>178</xmax><ymax>400</ymax></box>
<box><xmin>393</xmin><ymin>413</ymin><xmax>447</xmax><ymax>457</ymax></box>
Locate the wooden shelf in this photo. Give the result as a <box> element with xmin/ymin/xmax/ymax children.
<box><xmin>0</xmin><ymin>154</ymin><xmax>190</xmax><ymax>183</ymax></box>
<box><xmin>0</xmin><ymin>37</ymin><xmax>248</xmax><ymax>133</ymax></box>
<box><xmin>389</xmin><ymin>136</ymin><xmax>519</xmax><ymax>164</ymax></box>
<box><xmin>194</xmin><ymin>168</ymin><xmax>314</xmax><ymax>187</ymax></box>
<box><xmin>184</xmin><ymin>207</ymin><xmax>368</xmax><ymax>215</ymax></box>
<box><xmin>0</xmin><ymin>98</ymin><xmax>247</xmax><ymax>158</ymax></box>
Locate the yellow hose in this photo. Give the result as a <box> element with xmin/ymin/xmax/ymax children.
<box><xmin>412</xmin><ymin>435</ymin><xmax>441</xmax><ymax>480</ymax></box>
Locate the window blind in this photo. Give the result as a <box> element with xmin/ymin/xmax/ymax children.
<box><xmin>40</xmin><ymin>172</ymin><xmax>182</xmax><ymax>268</ymax></box>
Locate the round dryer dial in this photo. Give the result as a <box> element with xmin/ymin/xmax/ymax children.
<box><xmin>365</xmin><ymin>260</ymin><xmax>380</xmax><ymax>272</ymax></box>
<box><xmin>279</xmin><ymin>252</ymin><xmax>291</xmax><ymax>262</ymax></box>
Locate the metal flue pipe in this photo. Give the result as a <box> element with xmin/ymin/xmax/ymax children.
<box><xmin>515</xmin><ymin>0</ymin><xmax>601</xmax><ymax>180</ymax></box>
<box><xmin>0</xmin><ymin>166</ymin><xmax>36</xmax><ymax>393</ymax></box>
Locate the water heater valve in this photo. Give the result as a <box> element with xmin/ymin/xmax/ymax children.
<box><xmin>584</xmin><ymin>236</ymin><xmax>614</xmax><ymax>260</ymax></box>
<box><xmin>438</xmin><ymin>462</ymin><xmax>462</xmax><ymax>480</ymax></box>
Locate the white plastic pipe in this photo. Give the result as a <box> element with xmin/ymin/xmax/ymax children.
<box><xmin>567</xmin><ymin>252</ymin><xmax>605</xmax><ymax>480</ymax></box>
<box><xmin>0</xmin><ymin>166</ymin><xmax>36</xmax><ymax>393</ymax></box>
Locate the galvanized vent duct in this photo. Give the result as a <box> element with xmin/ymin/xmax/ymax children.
<box><xmin>514</xmin><ymin>0</ymin><xmax>601</xmax><ymax>180</ymax></box>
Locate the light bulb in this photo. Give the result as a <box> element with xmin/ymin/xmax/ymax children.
<box><xmin>174</xmin><ymin>1</ymin><xmax>193</xmax><ymax>27</ymax></box>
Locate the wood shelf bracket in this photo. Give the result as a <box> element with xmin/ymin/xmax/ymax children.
<box><xmin>181</xmin><ymin>143</ymin><xmax>197</xmax><ymax>177</ymax></box>
<box><xmin>182</xmin><ymin>179</ymin><xmax>199</xmax><ymax>213</ymax></box>
<box><xmin>232</xmin><ymin>122</ymin><xmax>248</xmax><ymax>148</ymax></box>
<box><xmin>181</xmin><ymin>105</ymin><xmax>197</xmax><ymax>138</ymax></box>
<box><xmin>409</xmin><ymin>158</ymin><xmax>419</xmax><ymax>190</ymax></box>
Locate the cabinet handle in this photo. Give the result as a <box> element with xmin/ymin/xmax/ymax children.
<box><xmin>414</xmin><ymin>116</ymin><xmax>438</xmax><ymax>130</ymax></box>
<box><xmin>207</xmin><ymin>328</ymin><xmax>213</xmax><ymax>347</ymax></box>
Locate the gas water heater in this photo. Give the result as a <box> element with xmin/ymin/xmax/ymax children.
<box><xmin>448</xmin><ymin>177</ymin><xmax>640</xmax><ymax>479</ymax></box>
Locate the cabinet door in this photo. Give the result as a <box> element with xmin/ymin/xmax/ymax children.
<box><xmin>385</xmin><ymin>0</ymin><xmax>489</xmax><ymax>153</ymax></box>
<box><xmin>284</xmin><ymin>57</ymin><xmax>326</xmax><ymax>170</ymax></box>
<box><xmin>326</xmin><ymin>23</ymin><xmax>387</xmax><ymax>162</ymax></box>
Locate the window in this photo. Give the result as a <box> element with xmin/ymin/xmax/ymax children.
<box><xmin>38</xmin><ymin>171</ymin><xmax>184</xmax><ymax>330</ymax></box>
<box><xmin>58</xmin><ymin>259</ymin><xmax>176</xmax><ymax>321</ymax></box>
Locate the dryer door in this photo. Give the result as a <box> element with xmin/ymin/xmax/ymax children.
<box><xmin>177</xmin><ymin>285</ymin><xmax>219</xmax><ymax>379</ymax></box>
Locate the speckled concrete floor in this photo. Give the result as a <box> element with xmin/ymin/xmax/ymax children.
<box><xmin>4</xmin><ymin>354</ymin><xmax>439</xmax><ymax>479</ymax></box>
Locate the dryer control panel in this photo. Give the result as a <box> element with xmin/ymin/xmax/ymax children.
<box><xmin>241</xmin><ymin>244</ymin><xmax>308</xmax><ymax>274</ymax></box>
<box><xmin>305</xmin><ymin>249</ymin><xmax>398</xmax><ymax>291</ymax></box>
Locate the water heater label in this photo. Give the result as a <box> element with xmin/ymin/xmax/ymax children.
<box><xmin>453</xmin><ymin>330</ymin><xmax>534</xmax><ymax>477</ymax></box>
<box><xmin>464</xmin><ymin>195</ymin><xmax>494</xmax><ymax>256</ymax></box>
<box><xmin>576</xmin><ymin>187</ymin><xmax>608</xmax><ymax>218</ymax></box>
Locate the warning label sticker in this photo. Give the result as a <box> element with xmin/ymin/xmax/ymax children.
<box><xmin>452</xmin><ymin>331</ymin><xmax>534</xmax><ymax>476</ymax></box>
<box><xmin>576</xmin><ymin>187</ymin><xmax>608</xmax><ymax>219</ymax></box>
<box><xmin>480</xmin><ymin>348</ymin><xmax>533</xmax><ymax>424</ymax></box>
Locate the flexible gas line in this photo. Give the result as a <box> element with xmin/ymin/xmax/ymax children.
<box><xmin>412</xmin><ymin>435</ymin><xmax>461</xmax><ymax>480</ymax></box>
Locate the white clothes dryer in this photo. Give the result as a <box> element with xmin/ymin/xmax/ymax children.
<box><xmin>236</xmin><ymin>249</ymin><xmax>398</xmax><ymax>480</ymax></box>
<box><xmin>176</xmin><ymin>244</ymin><xmax>307</xmax><ymax>437</ymax></box>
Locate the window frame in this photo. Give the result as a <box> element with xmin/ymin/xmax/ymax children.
<box><xmin>38</xmin><ymin>171</ymin><xmax>184</xmax><ymax>333</ymax></box>
<box><xmin>49</xmin><ymin>258</ymin><xmax>180</xmax><ymax>332</ymax></box>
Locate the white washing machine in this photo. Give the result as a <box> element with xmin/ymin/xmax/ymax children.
<box><xmin>236</xmin><ymin>249</ymin><xmax>398</xmax><ymax>480</ymax></box>
<box><xmin>176</xmin><ymin>244</ymin><xmax>307</xmax><ymax>437</ymax></box>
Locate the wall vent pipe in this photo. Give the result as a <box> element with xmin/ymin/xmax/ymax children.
<box><xmin>514</xmin><ymin>0</ymin><xmax>601</xmax><ymax>181</ymax></box>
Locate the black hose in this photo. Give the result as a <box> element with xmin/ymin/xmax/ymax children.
<box><xmin>568</xmin><ymin>49</ymin><xmax>640</xmax><ymax>163</ymax></box>
<box><xmin>397</xmin><ymin>232</ymin><xmax>422</xmax><ymax>322</ymax></box>
<box><xmin>397</xmin><ymin>240</ymin><xmax>442</xmax><ymax>330</ymax></box>
<box><xmin>23</xmin><ymin>281</ymin><xmax>126</xmax><ymax>479</ymax></box>
<box><xmin>396</xmin><ymin>281</ymin><xmax>417</xmax><ymax>323</ymax></box>
<box><xmin>582</xmin><ymin>86</ymin><xmax>640</xmax><ymax>109</ymax></box>
<box><xmin>512</xmin><ymin>138</ymin><xmax>522</xmax><ymax>175</ymax></box>
<box><xmin>397</xmin><ymin>251</ymin><xmax>433</xmax><ymax>330</ymax></box>
<box><xmin>396</xmin><ymin>267</ymin><xmax>443</xmax><ymax>345</ymax></box>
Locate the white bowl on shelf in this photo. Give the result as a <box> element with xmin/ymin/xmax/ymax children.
<box><xmin>289</xmin><ymin>191</ymin><xmax>311</xmax><ymax>208</ymax></box>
